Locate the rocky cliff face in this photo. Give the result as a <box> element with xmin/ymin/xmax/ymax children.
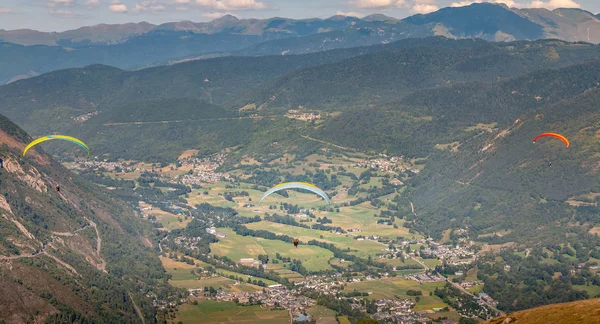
<box><xmin>0</xmin><ymin>114</ymin><xmax>169</xmax><ymax>323</ymax></box>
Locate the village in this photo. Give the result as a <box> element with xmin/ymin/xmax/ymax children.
<box><xmin>67</xmin><ymin>153</ymin><xmax>233</xmax><ymax>185</ymax></box>
<box><xmin>187</xmin><ymin>273</ymin><xmax>435</xmax><ymax>323</ymax></box>
<box><xmin>418</xmin><ymin>241</ymin><xmax>475</xmax><ymax>265</ymax></box>
<box><xmin>371</xmin><ymin>298</ymin><xmax>431</xmax><ymax>323</ymax></box>
<box><xmin>65</xmin><ymin>153</ymin><xmax>495</xmax><ymax>323</ymax></box>
<box><xmin>191</xmin><ymin>284</ymin><xmax>315</xmax><ymax>322</ymax></box>
<box><xmin>353</xmin><ymin>154</ymin><xmax>418</xmax><ymax>175</ymax></box>
<box><xmin>69</xmin><ymin>159</ymin><xmax>137</xmax><ymax>172</ymax></box>
<box><xmin>177</xmin><ymin>153</ymin><xmax>228</xmax><ymax>171</ymax></box>
<box><xmin>285</xmin><ymin>109</ymin><xmax>322</xmax><ymax>122</ymax></box>
<box><xmin>182</xmin><ymin>171</ymin><xmax>231</xmax><ymax>185</ymax></box>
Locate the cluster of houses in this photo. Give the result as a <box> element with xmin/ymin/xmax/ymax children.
<box><xmin>70</xmin><ymin>160</ymin><xmax>135</xmax><ymax>172</ymax></box>
<box><xmin>371</xmin><ymin>298</ymin><xmax>431</xmax><ymax>323</ymax></box>
<box><xmin>71</xmin><ymin>111</ymin><xmax>98</xmax><ymax>123</ymax></box>
<box><xmin>294</xmin><ymin>276</ymin><xmax>432</xmax><ymax>323</ymax></box>
<box><xmin>285</xmin><ymin>109</ymin><xmax>321</xmax><ymax>122</ymax></box>
<box><xmin>209</xmin><ymin>285</ymin><xmax>315</xmax><ymax>320</ymax></box>
<box><xmin>420</xmin><ymin>242</ymin><xmax>474</xmax><ymax>262</ymax></box>
<box><xmin>476</xmin><ymin>293</ymin><xmax>498</xmax><ymax>307</ymax></box>
<box><xmin>206</xmin><ymin>227</ymin><xmax>227</xmax><ymax>239</ymax></box>
<box><xmin>460</xmin><ymin>281</ymin><xmax>480</xmax><ymax>290</ymax></box>
<box><xmin>294</xmin><ymin>275</ymin><xmax>345</xmax><ymax>296</ymax></box>
<box><xmin>178</xmin><ymin>153</ymin><xmax>233</xmax><ymax>184</ymax></box>
<box><xmin>173</xmin><ymin>236</ymin><xmax>205</xmax><ymax>250</ymax></box>
<box><xmin>182</xmin><ymin>171</ymin><xmax>232</xmax><ymax>185</ymax></box>
<box><xmin>239</xmin><ymin>258</ymin><xmax>266</xmax><ymax>269</ymax></box>
<box><xmin>177</xmin><ymin>153</ymin><xmax>227</xmax><ymax>172</ymax></box>
<box><xmin>405</xmin><ymin>272</ymin><xmax>446</xmax><ymax>283</ymax></box>
<box><xmin>355</xmin><ymin>234</ymin><xmax>380</xmax><ymax>241</ymax></box>
<box><xmin>353</xmin><ymin>154</ymin><xmax>415</xmax><ymax>174</ymax></box>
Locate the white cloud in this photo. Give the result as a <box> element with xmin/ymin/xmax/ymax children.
<box><xmin>335</xmin><ymin>10</ymin><xmax>365</xmax><ymax>17</ymax></box>
<box><xmin>202</xmin><ymin>11</ymin><xmax>238</xmax><ymax>18</ymax></box>
<box><xmin>450</xmin><ymin>0</ymin><xmax>482</xmax><ymax>6</ymax></box>
<box><xmin>194</xmin><ymin>0</ymin><xmax>267</xmax><ymax>10</ymax></box>
<box><xmin>495</xmin><ymin>0</ymin><xmax>516</xmax><ymax>6</ymax></box>
<box><xmin>449</xmin><ymin>0</ymin><xmax>580</xmax><ymax>9</ymax></box>
<box><xmin>174</xmin><ymin>0</ymin><xmax>192</xmax><ymax>3</ymax></box>
<box><xmin>109</xmin><ymin>2</ymin><xmax>128</xmax><ymax>12</ymax></box>
<box><xmin>411</xmin><ymin>3</ymin><xmax>439</xmax><ymax>13</ymax></box>
<box><xmin>351</xmin><ymin>0</ymin><xmax>395</xmax><ymax>9</ymax></box>
<box><xmin>135</xmin><ymin>0</ymin><xmax>167</xmax><ymax>12</ymax></box>
<box><xmin>528</xmin><ymin>0</ymin><xmax>580</xmax><ymax>9</ymax></box>
<box><xmin>86</xmin><ymin>0</ymin><xmax>100</xmax><ymax>6</ymax></box>
<box><xmin>0</xmin><ymin>8</ymin><xmax>14</xmax><ymax>13</ymax></box>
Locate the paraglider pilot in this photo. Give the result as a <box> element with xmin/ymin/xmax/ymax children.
<box><xmin>293</xmin><ymin>238</ymin><xmax>299</xmax><ymax>248</ymax></box>
<box><xmin>56</xmin><ymin>185</ymin><xmax>60</xmax><ymax>192</ymax></box>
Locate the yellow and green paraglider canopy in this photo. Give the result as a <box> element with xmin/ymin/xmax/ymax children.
<box><xmin>23</xmin><ymin>135</ymin><xmax>90</xmax><ymax>157</ymax></box>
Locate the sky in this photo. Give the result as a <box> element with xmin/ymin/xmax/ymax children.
<box><xmin>0</xmin><ymin>0</ymin><xmax>598</xmax><ymax>32</ymax></box>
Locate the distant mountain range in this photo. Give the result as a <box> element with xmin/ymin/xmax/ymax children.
<box><xmin>2</xmin><ymin>3</ymin><xmax>600</xmax><ymax>84</ymax></box>
<box><xmin>0</xmin><ymin>14</ymin><xmax>364</xmax><ymax>47</ymax></box>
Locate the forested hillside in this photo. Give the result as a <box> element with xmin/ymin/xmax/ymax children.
<box><xmin>0</xmin><ymin>113</ymin><xmax>176</xmax><ymax>322</ymax></box>
<box><xmin>238</xmin><ymin>39</ymin><xmax>600</xmax><ymax>113</ymax></box>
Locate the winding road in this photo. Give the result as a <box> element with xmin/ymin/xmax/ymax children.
<box><xmin>1</xmin><ymin>217</ymin><xmax>106</xmax><ymax>274</ymax></box>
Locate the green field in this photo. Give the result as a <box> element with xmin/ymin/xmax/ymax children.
<box><xmin>308</xmin><ymin>305</ymin><xmax>337</xmax><ymax>324</ymax></box>
<box><xmin>467</xmin><ymin>285</ymin><xmax>484</xmax><ymax>294</ymax></box>
<box><xmin>170</xmin><ymin>277</ymin><xmax>237</xmax><ymax>289</ymax></box>
<box><xmin>210</xmin><ymin>228</ymin><xmax>334</xmax><ymax>272</ymax></box>
<box><xmin>245</xmin><ymin>221</ymin><xmax>384</xmax><ymax>258</ymax></box>
<box><xmin>345</xmin><ymin>278</ymin><xmax>448</xmax><ymax>311</ymax></box>
<box><xmin>161</xmin><ymin>255</ymin><xmax>266</xmax><ymax>291</ymax></box>
<box><xmin>423</xmin><ymin>259</ymin><xmax>441</xmax><ymax>268</ymax></box>
<box><xmin>176</xmin><ymin>301</ymin><xmax>290</xmax><ymax>324</ymax></box>
<box><xmin>337</xmin><ymin>316</ymin><xmax>351</xmax><ymax>324</ymax></box>
<box><xmin>167</xmin><ymin>268</ymin><xmax>197</xmax><ymax>281</ymax></box>
<box><xmin>148</xmin><ymin>209</ymin><xmax>190</xmax><ymax>230</ymax></box>
<box><xmin>215</xmin><ymin>269</ymin><xmax>278</xmax><ymax>286</ymax></box>
<box><xmin>426</xmin><ymin>310</ymin><xmax>462</xmax><ymax>322</ymax></box>
<box><xmin>574</xmin><ymin>285</ymin><xmax>600</xmax><ymax>297</ymax></box>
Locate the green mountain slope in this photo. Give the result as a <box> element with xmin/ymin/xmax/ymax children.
<box><xmin>0</xmin><ymin>114</ymin><xmax>173</xmax><ymax>322</ymax></box>
<box><xmin>236</xmin><ymin>38</ymin><xmax>600</xmax><ymax>113</ymax></box>
<box><xmin>0</xmin><ymin>42</ymin><xmax>387</xmax><ymax>117</ymax></box>
<box><xmin>2</xmin><ymin>38</ymin><xmax>600</xmax><ymax>163</ymax></box>
<box><xmin>314</xmin><ymin>59</ymin><xmax>600</xmax><ymax>243</ymax></box>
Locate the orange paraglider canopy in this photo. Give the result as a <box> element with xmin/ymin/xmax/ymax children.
<box><xmin>533</xmin><ymin>133</ymin><xmax>569</xmax><ymax>147</ymax></box>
